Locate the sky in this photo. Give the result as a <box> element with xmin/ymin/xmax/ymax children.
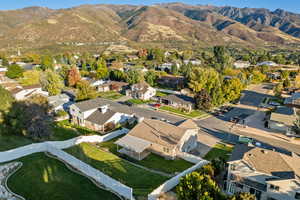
<box><xmin>1</xmin><ymin>0</ymin><xmax>300</xmax><ymax>14</ymax></box>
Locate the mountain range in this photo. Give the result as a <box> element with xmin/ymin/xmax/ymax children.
<box><xmin>2</xmin><ymin>3</ymin><xmax>300</xmax><ymax>52</ymax></box>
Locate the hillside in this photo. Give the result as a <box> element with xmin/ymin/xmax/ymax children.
<box><xmin>1</xmin><ymin>3</ymin><xmax>300</xmax><ymax>52</ymax></box>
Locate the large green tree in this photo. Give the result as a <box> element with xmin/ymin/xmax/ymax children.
<box><xmin>0</xmin><ymin>85</ymin><xmax>14</xmax><ymax>113</ymax></box>
<box><xmin>76</xmin><ymin>80</ymin><xmax>97</xmax><ymax>101</ymax></box>
<box><xmin>19</xmin><ymin>70</ymin><xmax>41</xmax><ymax>86</ymax></box>
<box><xmin>1</xmin><ymin>95</ymin><xmax>53</xmax><ymax>140</ymax></box>
<box><xmin>40</xmin><ymin>55</ymin><xmax>54</xmax><ymax>71</ymax></box>
<box><xmin>126</xmin><ymin>70</ymin><xmax>143</xmax><ymax>84</ymax></box>
<box><xmin>144</xmin><ymin>70</ymin><xmax>159</xmax><ymax>87</ymax></box>
<box><xmin>6</xmin><ymin>64</ymin><xmax>24</xmax><ymax>79</ymax></box>
<box><xmin>40</xmin><ymin>70</ymin><xmax>64</xmax><ymax>95</ymax></box>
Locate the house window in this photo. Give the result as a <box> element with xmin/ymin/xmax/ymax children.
<box><xmin>163</xmin><ymin>147</ymin><xmax>169</xmax><ymax>153</ymax></box>
<box><xmin>229</xmin><ymin>183</ymin><xmax>236</xmax><ymax>194</ymax></box>
<box><xmin>270</xmin><ymin>185</ymin><xmax>280</xmax><ymax>191</ymax></box>
<box><xmin>295</xmin><ymin>192</ymin><xmax>300</xmax><ymax>199</ymax></box>
<box><xmin>236</xmin><ymin>183</ymin><xmax>244</xmax><ymax>189</ymax></box>
<box><xmin>230</xmin><ymin>164</ymin><xmax>236</xmax><ymax>171</ymax></box>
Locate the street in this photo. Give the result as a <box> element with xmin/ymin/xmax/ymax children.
<box><xmin>196</xmin><ymin>84</ymin><xmax>300</xmax><ymax>155</ymax></box>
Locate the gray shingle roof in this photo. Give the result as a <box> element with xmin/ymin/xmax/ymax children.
<box><xmin>73</xmin><ymin>98</ymin><xmax>134</xmax><ymax>114</ymax></box>
<box><xmin>161</xmin><ymin>94</ymin><xmax>194</xmax><ymax>106</ymax></box>
<box><xmin>269</xmin><ymin>106</ymin><xmax>296</xmax><ymax>126</ymax></box>
<box><xmin>86</xmin><ymin>109</ymin><xmax>116</xmax><ymax>125</ymax></box>
<box><xmin>229</xmin><ymin>144</ymin><xmax>300</xmax><ymax>180</ymax></box>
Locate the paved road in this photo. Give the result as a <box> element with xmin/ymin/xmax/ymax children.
<box><xmin>196</xmin><ymin>84</ymin><xmax>300</xmax><ymax>155</ymax></box>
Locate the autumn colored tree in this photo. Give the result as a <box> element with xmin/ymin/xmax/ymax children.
<box><xmin>68</xmin><ymin>66</ymin><xmax>81</xmax><ymax>87</ymax></box>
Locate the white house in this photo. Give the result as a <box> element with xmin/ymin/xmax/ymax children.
<box><xmin>69</xmin><ymin>98</ymin><xmax>134</xmax><ymax>132</ymax></box>
<box><xmin>126</xmin><ymin>82</ymin><xmax>156</xmax><ymax>100</ymax></box>
<box><xmin>48</xmin><ymin>93</ymin><xmax>73</xmax><ymax>112</ymax></box>
<box><xmin>183</xmin><ymin>59</ymin><xmax>202</xmax><ymax>66</ymax></box>
<box><xmin>156</xmin><ymin>63</ymin><xmax>180</xmax><ymax>71</ymax></box>
<box><xmin>115</xmin><ymin>119</ymin><xmax>199</xmax><ymax>160</ymax></box>
<box><xmin>234</xmin><ymin>60</ymin><xmax>251</xmax><ymax>69</ymax></box>
<box><xmin>227</xmin><ymin>144</ymin><xmax>300</xmax><ymax>200</ymax></box>
<box><xmin>11</xmin><ymin>84</ymin><xmax>49</xmax><ymax>101</ymax></box>
<box><xmin>257</xmin><ymin>61</ymin><xmax>278</xmax><ymax>67</ymax></box>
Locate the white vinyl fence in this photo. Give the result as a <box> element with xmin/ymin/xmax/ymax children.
<box><xmin>0</xmin><ymin>128</ymin><xmax>129</xmax><ymax>163</ymax></box>
<box><xmin>47</xmin><ymin>146</ymin><xmax>133</xmax><ymax>200</ymax></box>
<box><xmin>148</xmin><ymin>160</ymin><xmax>209</xmax><ymax>200</ymax></box>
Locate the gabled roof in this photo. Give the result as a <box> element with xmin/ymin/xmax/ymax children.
<box><xmin>229</xmin><ymin>144</ymin><xmax>300</xmax><ymax>180</ymax></box>
<box><xmin>177</xmin><ymin>119</ymin><xmax>198</xmax><ymax>130</ymax></box>
<box><xmin>161</xmin><ymin>94</ymin><xmax>194</xmax><ymax>106</ymax></box>
<box><xmin>269</xmin><ymin>106</ymin><xmax>296</xmax><ymax>126</ymax></box>
<box><xmin>119</xmin><ymin>118</ymin><xmax>189</xmax><ymax>149</ymax></box>
<box><xmin>72</xmin><ymin>98</ymin><xmax>134</xmax><ymax>114</ymax></box>
<box><xmin>115</xmin><ymin>135</ymin><xmax>151</xmax><ymax>153</ymax></box>
<box><xmin>86</xmin><ymin>109</ymin><xmax>116</xmax><ymax>125</ymax></box>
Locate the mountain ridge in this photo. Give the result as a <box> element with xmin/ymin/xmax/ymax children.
<box><xmin>1</xmin><ymin>3</ymin><xmax>300</xmax><ymax>52</ymax></box>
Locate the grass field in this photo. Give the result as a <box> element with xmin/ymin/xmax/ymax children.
<box><xmin>160</xmin><ymin>106</ymin><xmax>206</xmax><ymax>118</ymax></box>
<box><xmin>65</xmin><ymin>143</ymin><xmax>168</xmax><ymax>197</ymax></box>
<box><xmin>99</xmin><ymin>138</ymin><xmax>193</xmax><ymax>174</ymax></box>
<box><xmin>204</xmin><ymin>143</ymin><xmax>234</xmax><ymax>161</ymax></box>
<box><xmin>0</xmin><ymin>121</ymin><xmax>79</xmax><ymax>152</ymax></box>
<box><xmin>7</xmin><ymin>153</ymin><xmax>119</xmax><ymax>200</ymax></box>
<box><xmin>97</xmin><ymin>91</ymin><xmax>124</xmax><ymax>100</ymax></box>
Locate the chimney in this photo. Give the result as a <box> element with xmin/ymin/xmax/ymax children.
<box><xmin>100</xmin><ymin>105</ymin><xmax>109</xmax><ymax>114</ymax></box>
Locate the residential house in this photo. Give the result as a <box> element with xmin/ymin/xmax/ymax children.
<box><xmin>157</xmin><ymin>75</ymin><xmax>186</xmax><ymax>89</ymax></box>
<box><xmin>257</xmin><ymin>61</ymin><xmax>278</xmax><ymax>67</ymax></box>
<box><xmin>156</xmin><ymin>63</ymin><xmax>180</xmax><ymax>72</ymax></box>
<box><xmin>126</xmin><ymin>82</ymin><xmax>156</xmax><ymax>100</ymax></box>
<box><xmin>159</xmin><ymin>94</ymin><xmax>195</xmax><ymax>112</ymax></box>
<box><xmin>96</xmin><ymin>81</ymin><xmax>129</xmax><ymax>93</ymax></box>
<box><xmin>10</xmin><ymin>84</ymin><xmax>49</xmax><ymax>100</ymax></box>
<box><xmin>227</xmin><ymin>144</ymin><xmax>300</xmax><ymax>200</ymax></box>
<box><xmin>69</xmin><ymin>98</ymin><xmax>134</xmax><ymax>132</ymax></box>
<box><xmin>48</xmin><ymin>93</ymin><xmax>73</xmax><ymax>112</ymax></box>
<box><xmin>267</xmin><ymin>72</ymin><xmax>281</xmax><ymax>80</ymax></box>
<box><xmin>183</xmin><ymin>59</ymin><xmax>202</xmax><ymax>66</ymax></box>
<box><xmin>268</xmin><ymin>106</ymin><xmax>297</xmax><ymax>134</ymax></box>
<box><xmin>234</xmin><ymin>60</ymin><xmax>251</xmax><ymax>69</ymax></box>
<box><xmin>115</xmin><ymin>118</ymin><xmax>198</xmax><ymax>160</ymax></box>
<box><xmin>284</xmin><ymin>92</ymin><xmax>300</xmax><ymax>108</ymax></box>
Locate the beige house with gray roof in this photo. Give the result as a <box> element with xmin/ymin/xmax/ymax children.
<box><xmin>227</xmin><ymin>144</ymin><xmax>300</xmax><ymax>200</ymax></box>
<box><xmin>115</xmin><ymin>119</ymin><xmax>198</xmax><ymax>160</ymax></box>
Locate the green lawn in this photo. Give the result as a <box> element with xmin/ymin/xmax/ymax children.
<box><xmin>99</xmin><ymin>138</ymin><xmax>193</xmax><ymax>174</ymax></box>
<box><xmin>97</xmin><ymin>91</ymin><xmax>124</xmax><ymax>100</ymax></box>
<box><xmin>7</xmin><ymin>153</ymin><xmax>119</xmax><ymax>200</ymax></box>
<box><xmin>65</xmin><ymin>143</ymin><xmax>168</xmax><ymax>197</ymax></box>
<box><xmin>160</xmin><ymin>106</ymin><xmax>206</xmax><ymax>118</ymax></box>
<box><xmin>204</xmin><ymin>143</ymin><xmax>234</xmax><ymax>161</ymax></box>
<box><xmin>126</xmin><ymin>99</ymin><xmax>153</xmax><ymax>105</ymax></box>
<box><xmin>55</xmin><ymin>120</ymin><xmax>98</xmax><ymax>136</ymax></box>
<box><xmin>0</xmin><ymin>121</ymin><xmax>79</xmax><ymax>152</ymax></box>
<box><xmin>156</xmin><ymin>91</ymin><xmax>168</xmax><ymax>97</ymax></box>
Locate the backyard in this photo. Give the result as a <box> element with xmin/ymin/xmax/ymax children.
<box><xmin>7</xmin><ymin>153</ymin><xmax>120</xmax><ymax>200</ymax></box>
<box><xmin>65</xmin><ymin>143</ymin><xmax>169</xmax><ymax>198</ymax></box>
<box><xmin>204</xmin><ymin>143</ymin><xmax>234</xmax><ymax>161</ymax></box>
<box><xmin>97</xmin><ymin>91</ymin><xmax>124</xmax><ymax>100</ymax></box>
<box><xmin>0</xmin><ymin>121</ymin><xmax>79</xmax><ymax>152</ymax></box>
<box><xmin>98</xmin><ymin>138</ymin><xmax>194</xmax><ymax>174</ymax></box>
<box><xmin>126</xmin><ymin>99</ymin><xmax>154</xmax><ymax>105</ymax></box>
<box><xmin>159</xmin><ymin>106</ymin><xmax>206</xmax><ymax>118</ymax></box>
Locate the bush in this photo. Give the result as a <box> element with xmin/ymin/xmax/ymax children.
<box><xmin>56</xmin><ymin>110</ymin><xmax>68</xmax><ymax>117</ymax></box>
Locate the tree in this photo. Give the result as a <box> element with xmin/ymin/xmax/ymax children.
<box><xmin>250</xmin><ymin>70</ymin><xmax>266</xmax><ymax>84</ymax></box>
<box><xmin>76</xmin><ymin>80</ymin><xmax>97</xmax><ymax>101</ymax></box>
<box><xmin>228</xmin><ymin>192</ymin><xmax>255</xmax><ymax>200</ymax></box>
<box><xmin>0</xmin><ymin>85</ymin><xmax>14</xmax><ymax>113</ymax></box>
<box><xmin>40</xmin><ymin>70</ymin><xmax>64</xmax><ymax>96</ymax></box>
<box><xmin>1</xmin><ymin>95</ymin><xmax>53</xmax><ymax>140</ymax></box>
<box><xmin>1</xmin><ymin>56</ymin><xmax>9</xmax><ymax>66</ymax></box>
<box><xmin>274</xmin><ymin>82</ymin><xmax>283</xmax><ymax>97</ymax></box>
<box><xmin>283</xmin><ymin>78</ymin><xmax>291</xmax><ymax>88</ymax></box>
<box><xmin>19</xmin><ymin>70</ymin><xmax>41</xmax><ymax>86</ymax></box>
<box><xmin>126</xmin><ymin>70</ymin><xmax>143</xmax><ymax>84</ymax></box>
<box><xmin>171</xmin><ymin>64</ymin><xmax>179</xmax><ymax>75</ymax></box>
<box><xmin>222</xmin><ymin>78</ymin><xmax>245</xmax><ymax>102</ymax></box>
<box><xmin>195</xmin><ymin>89</ymin><xmax>212</xmax><ymax>111</ymax></box>
<box><xmin>40</xmin><ymin>55</ymin><xmax>54</xmax><ymax>71</ymax></box>
<box><xmin>109</xmin><ymin>70</ymin><xmax>126</xmax><ymax>82</ymax></box>
<box><xmin>144</xmin><ymin>70</ymin><xmax>159</xmax><ymax>86</ymax></box>
<box><xmin>6</xmin><ymin>64</ymin><xmax>24</xmax><ymax>79</ymax></box>
<box><xmin>176</xmin><ymin>171</ymin><xmax>225</xmax><ymax>200</ymax></box>
<box><xmin>94</xmin><ymin>59</ymin><xmax>108</xmax><ymax>79</ymax></box>
<box><xmin>68</xmin><ymin>66</ymin><xmax>81</xmax><ymax>87</ymax></box>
